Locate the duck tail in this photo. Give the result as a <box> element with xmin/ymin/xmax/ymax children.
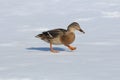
<box><xmin>35</xmin><ymin>34</ymin><xmax>43</xmax><ymax>38</ymax></box>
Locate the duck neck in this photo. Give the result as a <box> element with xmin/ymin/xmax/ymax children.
<box><xmin>67</xmin><ymin>27</ymin><xmax>75</xmax><ymax>32</ymax></box>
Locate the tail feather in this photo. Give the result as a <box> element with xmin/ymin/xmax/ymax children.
<box><xmin>35</xmin><ymin>34</ymin><xmax>42</xmax><ymax>38</ymax></box>
<box><xmin>35</xmin><ymin>34</ymin><xmax>48</xmax><ymax>41</ymax></box>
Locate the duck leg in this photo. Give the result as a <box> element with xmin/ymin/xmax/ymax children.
<box><xmin>50</xmin><ymin>41</ymin><xmax>59</xmax><ymax>53</ymax></box>
<box><xmin>66</xmin><ymin>45</ymin><xmax>76</xmax><ymax>50</ymax></box>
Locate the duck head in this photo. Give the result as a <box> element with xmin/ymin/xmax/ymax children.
<box><xmin>67</xmin><ymin>22</ymin><xmax>85</xmax><ymax>34</ymax></box>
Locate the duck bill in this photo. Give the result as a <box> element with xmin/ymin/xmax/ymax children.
<box><xmin>79</xmin><ymin>29</ymin><xmax>85</xmax><ymax>34</ymax></box>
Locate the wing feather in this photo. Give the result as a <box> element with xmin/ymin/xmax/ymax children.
<box><xmin>42</xmin><ymin>29</ymin><xmax>67</xmax><ymax>39</ymax></box>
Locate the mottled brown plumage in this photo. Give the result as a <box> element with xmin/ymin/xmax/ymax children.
<box><xmin>35</xmin><ymin>22</ymin><xmax>85</xmax><ymax>53</ymax></box>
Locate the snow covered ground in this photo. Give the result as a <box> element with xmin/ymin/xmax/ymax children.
<box><xmin>0</xmin><ymin>0</ymin><xmax>120</xmax><ymax>80</ymax></box>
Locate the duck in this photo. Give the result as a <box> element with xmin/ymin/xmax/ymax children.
<box><xmin>35</xmin><ymin>22</ymin><xmax>85</xmax><ymax>53</ymax></box>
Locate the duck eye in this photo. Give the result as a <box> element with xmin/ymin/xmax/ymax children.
<box><xmin>74</xmin><ymin>24</ymin><xmax>77</xmax><ymax>26</ymax></box>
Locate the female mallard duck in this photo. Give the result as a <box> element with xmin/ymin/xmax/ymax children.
<box><xmin>35</xmin><ymin>22</ymin><xmax>85</xmax><ymax>53</ymax></box>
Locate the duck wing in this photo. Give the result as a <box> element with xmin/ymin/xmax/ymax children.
<box><xmin>43</xmin><ymin>28</ymin><xmax>67</xmax><ymax>39</ymax></box>
<box><xmin>36</xmin><ymin>28</ymin><xmax>67</xmax><ymax>39</ymax></box>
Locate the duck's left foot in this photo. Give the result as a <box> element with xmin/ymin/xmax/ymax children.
<box><xmin>50</xmin><ymin>49</ymin><xmax>59</xmax><ymax>53</ymax></box>
<box><xmin>66</xmin><ymin>45</ymin><xmax>76</xmax><ymax>50</ymax></box>
<box><xmin>50</xmin><ymin>42</ymin><xmax>59</xmax><ymax>53</ymax></box>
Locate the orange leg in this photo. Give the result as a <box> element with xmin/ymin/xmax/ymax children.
<box><xmin>50</xmin><ymin>42</ymin><xmax>59</xmax><ymax>53</ymax></box>
<box><xmin>66</xmin><ymin>45</ymin><xmax>76</xmax><ymax>50</ymax></box>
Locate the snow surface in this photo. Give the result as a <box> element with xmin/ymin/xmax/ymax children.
<box><xmin>0</xmin><ymin>0</ymin><xmax>120</xmax><ymax>80</ymax></box>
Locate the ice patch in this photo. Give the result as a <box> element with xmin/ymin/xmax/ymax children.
<box><xmin>17</xmin><ymin>25</ymin><xmax>49</xmax><ymax>32</ymax></box>
<box><xmin>75</xmin><ymin>18</ymin><xmax>94</xmax><ymax>22</ymax></box>
<box><xmin>0</xmin><ymin>78</ymin><xmax>31</xmax><ymax>80</ymax></box>
<box><xmin>19</xmin><ymin>28</ymin><xmax>49</xmax><ymax>32</ymax></box>
<box><xmin>102</xmin><ymin>11</ymin><xmax>120</xmax><ymax>18</ymax></box>
<box><xmin>82</xmin><ymin>42</ymin><xmax>120</xmax><ymax>46</ymax></box>
<box><xmin>0</xmin><ymin>43</ymin><xmax>15</xmax><ymax>47</ymax></box>
<box><xmin>0</xmin><ymin>42</ymin><xmax>19</xmax><ymax>47</ymax></box>
<box><xmin>0</xmin><ymin>67</ymin><xmax>7</xmax><ymax>71</ymax></box>
<box><xmin>95</xmin><ymin>2</ymin><xmax>118</xmax><ymax>6</ymax></box>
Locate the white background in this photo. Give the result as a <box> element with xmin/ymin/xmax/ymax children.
<box><xmin>0</xmin><ymin>0</ymin><xmax>120</xmax><ymax>80</ymax></box>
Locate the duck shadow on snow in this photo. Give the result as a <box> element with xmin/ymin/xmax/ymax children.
<box><xmin>27</xmin><ymin>47</ymin><xmax>65</xmax><ymax>51</ymax></box>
